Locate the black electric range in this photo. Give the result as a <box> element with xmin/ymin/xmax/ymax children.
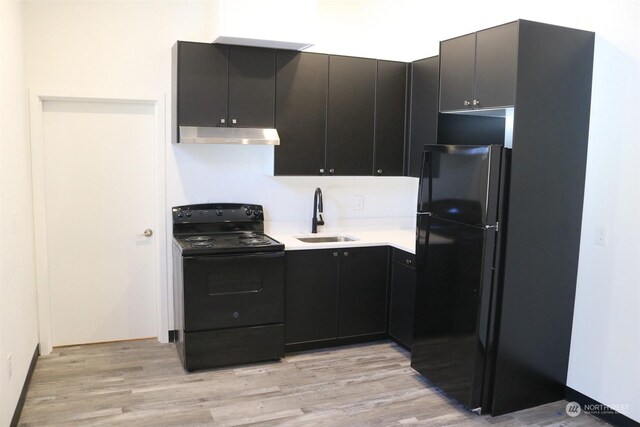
<box><xmin>172</xmin><ymin>203</ymin><xmax>285</xmax><ymax>371</ymax></box>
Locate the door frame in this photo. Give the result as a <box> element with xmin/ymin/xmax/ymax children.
<box><xmin>29</xmin><ymin>89</ymin><xmax>168</xmax><ymax>355</ymax></box>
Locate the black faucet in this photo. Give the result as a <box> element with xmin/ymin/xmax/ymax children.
<box><xmin>312</xmin><ymin>187</ymin><xmax>324</xmax><ymax>233</ymax></box>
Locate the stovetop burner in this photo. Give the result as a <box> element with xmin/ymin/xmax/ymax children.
<box><xmin>185</xmin><ymin>235</ymin><xmax>215</xmax><ymax>242</ymax></box>
<box><xmin>172</xmin><ymin>203</ymin><xmax>284</xmax><ymax>255</ymax></box>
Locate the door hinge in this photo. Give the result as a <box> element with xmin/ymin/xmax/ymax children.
<box><xmin>485</xmin><ymin>222</ymin><xmax>499</xmax><ymax>232</ymax></box>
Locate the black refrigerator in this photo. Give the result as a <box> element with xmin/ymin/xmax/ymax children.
<box><xmin>411</xmin><ymin>144</ymin><xmax>510</xmax><ymax>413</ymax></box>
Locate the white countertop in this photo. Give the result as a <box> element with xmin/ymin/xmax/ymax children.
<box><xmin>269</xmin><ymin>228</ymin><xmax>416</xmax><ymax>254</ymax></box>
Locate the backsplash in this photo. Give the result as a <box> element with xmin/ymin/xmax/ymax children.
<box><xmin>167</xmin><ymin>143</ymin><xmax>418</xmax><ymax>227</ymax></box>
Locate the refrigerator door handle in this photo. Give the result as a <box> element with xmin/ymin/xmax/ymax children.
<box><xmin>417</xmin><ymin>151</ymin><xmax>432</xmax><ymax>213</ymax></box>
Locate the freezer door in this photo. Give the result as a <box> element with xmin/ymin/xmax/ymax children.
<box><xmin>412</xmin><ymin>215</ymin><xmax>496</xmax><ymax>410</ymax></box>
<box><xmin>419</xmin><ymin>145</ymin><xmax>503</xmax><ymax>226</ymax></box>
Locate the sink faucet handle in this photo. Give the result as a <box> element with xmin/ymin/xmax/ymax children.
<box><xmin>317</xmin><ymin>213</ymin><xmax>324</xmax><ymax>226</ymax></box>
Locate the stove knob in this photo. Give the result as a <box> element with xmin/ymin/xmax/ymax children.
<box><xmin>185</xmin><ymin>210</ymin><xmax>192</xmax><ymax>218</ymax></box>
<box><xmin>216</xmin><ymin>210</ymin><xmax>223</xmax><ymax>216</ymax></box>
<box><xmin>254</xmin><ymin>210</ymin><xmax>263</xmax><ymax>217</ymax></box>
<box><xmin>177</xmin><ymin>213</ymin><xmax>183</xmax><ymax>218</ymax></box>
<box><xmin>245</xmin><ymin>209</ymin><xmax>253</xmax><ymax>216</ymax></box>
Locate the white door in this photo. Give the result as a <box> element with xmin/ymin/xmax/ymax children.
<box><xmin>42</xmin><ymin>99</ymin><xmax>157</xmax><ymax>346</ymax></box>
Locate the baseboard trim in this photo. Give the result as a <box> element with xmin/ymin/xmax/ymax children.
<box><xmin>565</xmin><ymin>386</ymin><xmax>639</xmax><ymax>427</ymax></box>
<box><xmin>10</xmin><ymin>343</ymin><xmax>40</xmax><ymax>427</ymax></box>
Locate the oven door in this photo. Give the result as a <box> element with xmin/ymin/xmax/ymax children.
<box><xmin>182</xmin><ymin>251</ymin><xmax>285</xmax><ymax>331</ymax></box>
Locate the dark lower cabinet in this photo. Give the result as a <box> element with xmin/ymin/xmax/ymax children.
<box><xmin>338</xmin><ymin>247</ymin><xmax>389</xmax><ymax>338</ymax></box>
<box><xmin>388</xmin><ymin>249</ymin><xmax>416</xmax><ymax>349</ymax></box>
<box><xmin>285</xmin><ymin>247</ymin><xmax>389</xmax><ymax>351</ymax></box>
<box><xmin>285</xmin><ymin>250</ymin><xmax>338</xmax><ymax>346</ymax></box>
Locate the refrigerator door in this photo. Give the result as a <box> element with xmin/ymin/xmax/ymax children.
<box><xmin>412</xmin><ymin>214</ymin><xmax>497</xmax><ymax>411</ymax></box>
<box><xmin>418</xmin><ymin>145</ymin><xmax>503</xmax><ymax>226</ymax></box>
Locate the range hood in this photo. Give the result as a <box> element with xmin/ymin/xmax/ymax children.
<box><xmin>178</xmin><ymin>126</ymin><xmax>280</xmax><ymax>145</ymax></box>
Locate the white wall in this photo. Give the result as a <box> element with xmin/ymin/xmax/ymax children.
<box><xmin>0</xmin><ymin>1</ymin><xmax>40</xmax><ymax>425</ymax></box>
<box><xmin>16</xmin><ymin>0</ymin><xmax>640</xmax><ymax>423</ymax></box>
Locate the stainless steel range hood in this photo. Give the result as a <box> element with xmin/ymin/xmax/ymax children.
<box><xmin>178</xmin><ymin>126</ymin><xmax>280</xmax><ymax>145</ymax></box>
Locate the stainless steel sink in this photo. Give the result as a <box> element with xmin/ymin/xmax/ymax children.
<box><xmin>296</xmin><ymin>235</ymin><xmax>358</xmax><ymax>243</ymax></box>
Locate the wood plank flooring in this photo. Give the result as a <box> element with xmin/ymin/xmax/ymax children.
<box><xmin>19</xmin><ymin>339</ymin><xmax>608</xmax><ymax>426</ymax></box>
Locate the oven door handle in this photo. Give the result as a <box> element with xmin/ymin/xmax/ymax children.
<box><xmin>184</xmin><ymin>251</ymin><xmax>285</xmax><ymax>261</ymax></box>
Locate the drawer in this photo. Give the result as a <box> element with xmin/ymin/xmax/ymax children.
<box><xmin>392</xmin><ymin>248</ymin><xmax>415</xmax><ymax>268</ymax></box>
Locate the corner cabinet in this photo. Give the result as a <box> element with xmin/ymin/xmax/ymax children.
<box><xmin>375</xmin><ymin>60</ymin><xmax>408</xmax><ymax>176</ymax></box>
<box><xmin>173</xmin><ymin>41</ymin><xmax>276</xmax><ymax>142</ymax></box>
<box><xmin>439</xmin><ymin>22</ymin><xmax>518</xmax><ymax>112</ymax></box>
<box><xmin>285</xmin><ymin>247</ymin><xmax>389</xmax><ymax>351</ymax></box>
<box><xmin>407</xmin><ymin>56</ymin><xmax>439</xmax><ymax>177</ymax></box>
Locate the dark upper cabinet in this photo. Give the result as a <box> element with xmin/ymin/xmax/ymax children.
<box><xmin>274</xmin><ymin>51</ymin><xmax>328</xmax><ymax>176</ymax></box>
<box><xmin>274</xmin><ymin>53</ymin><xmax>407</xmax><ymax>177</ymax></box>
<box><xmin>227</xmin><ymin>45</ymin><xmax>276</xmax><ymax>128</ymax></box>
<box><xmin>439</xmin><ymin>22</ymin><xmax>518</xmax><ymax>112</ymax></box>
<box><xmin>407</xmin><ymin>56</ymin><xmax>439</xmax><ymax>177</ymax></box>
<box><xmin>375</xmin><ymin>60</ymin><xmax>408</xmax><ymax>176</ymax></box>
<box><xmin>439</xmin><ymin>34</ymin><xmax>476</xmax><ymax>112</ymax></box>
<box><xmin>173</xmin><ymin>41</ymin><xmax>275</xmax><ymax>137</ymax></box>
<box><xmin>175</xmin><ymin>42</ymin><xmax>228</xmax><ymax>129</ymax></box>
<box><xmin>388</xmin><ymin>249</ymin><xmax>416</xmax><ymax>349</ymax></box>
<box><xmin>285</xmin><ymin>249</ymin><xmax>339</xmax><ymax>346</ymax></box>
<box><xmin>338</xmin><ymin>247</ymin><xmax>389</xmax><ymax>338</ymax></box>
<box><xmin>326</xmin><ymin>56</ymin><xmax>377</xmax><ymax>176</ymax></box>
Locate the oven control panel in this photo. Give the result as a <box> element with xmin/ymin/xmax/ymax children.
<box><xmin>172</xmin><ymin>203</ymin><xmax>264</xmax><ymax>224</ymax></box>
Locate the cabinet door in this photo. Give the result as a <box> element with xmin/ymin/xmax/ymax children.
<box><xmin>375</xmin><ymin>60</ymin><xmax>407</xmax><ymax>176</ymax></box>
<box><xmin>474</xmin><ymin>22</ymin><xmax>518</xmax><ymax>109</ymax></box>
<box><xmin>439</xmin><ymin>33</ymin><xmax>476</xmax><ymax>112</ymax></box>
<box><xmin>275</xmin><ymin>51</ymin><xmax>328</xmax><ymax>175</ymax></box>
<box><xmin>408</xmin><ymin>56</ymin><xmax>439</xmax><ymax>177</ymax></box>
<box><xmin>389</xmin><ymin>249</ymin><xmax>416</xmax><ymax>348</ymax></box>
<box><xmin>285</xmin><ymin>250</ymin><xmax>339</xmax><ymax>345</ymax></box>
<box><xmin>338</xmin><ymin>247</ymin><xmax>389</xmax><ymax>338</ymax></box>
<box><xmin>176</xmin><ymin>42</ymin><xmax>228</xmax><ymax>127</ymax></box>
<box><xmin>327</xmin><ymin>56</ymin><xmax>376</xmax><ymax>176</ymax></box>
<box><xmin>228</xmin><ymin>45</ymin><xmax>276</xmax><ymax>128</ymax></box>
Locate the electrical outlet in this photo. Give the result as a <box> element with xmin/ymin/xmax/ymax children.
<box><xmin>7</xmin><ymin>353</ymin><xmax>12</xmax><ymax>379</ymax></box>
<box><xmin>354</xmin><ymin>195</ymin><xmax>364</xmax><ymax>211</ymax></box>
<box><xmin>595</xmin><ymin>225</ymin><xmax>608</xmax><ymax>246</ymax></box>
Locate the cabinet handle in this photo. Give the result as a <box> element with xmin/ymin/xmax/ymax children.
<box><xmin>463</xmin><ymin>100</ymin><xmax>471</xmax><ymax>107</ymax></box>
<box><xmin>343</xmin><ymin>251</ymin><xmax>349</xmax><ymax>257</ymax></box>
<box><xmin>220</xmin><ymin>118</ymin><xmax>226</xmax><ymax>125</ymax></box>
<box><xmin>329</xmin><ymin>168</ymin><xmax>335</xmax><ymax>174</ymax></box>
<box><xmin>319</xmin><ymin>168</ymin><xmax>325</xmax><ymax>174</ymax></box>
<box><xmin>472</xmin><ymin>99</ymin><xmax>480</xmax><ymax>107</ymax></box>
<box><xmin>377</xmin><ymin>169</ymin><xmax>383</xmax><ymax>175</ymax></box>
<box><xmin>333</xmin><ymin>252</ymin><xmax>338</xmax><ymax>257</ymax></box>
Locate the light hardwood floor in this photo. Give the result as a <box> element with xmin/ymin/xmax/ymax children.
<box><xmin>19</xmin><ymin>339</ymin><xmax>607</xmax><ymax>426</ymax></box>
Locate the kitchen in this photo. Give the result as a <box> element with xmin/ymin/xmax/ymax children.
<box><xmin>2</xmin><ymin>1</ymin><xmax>639</xmax><ymax>426</ymax></box>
